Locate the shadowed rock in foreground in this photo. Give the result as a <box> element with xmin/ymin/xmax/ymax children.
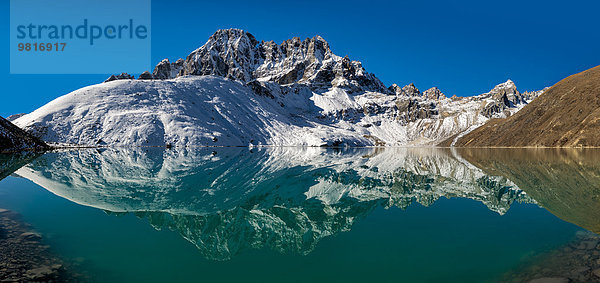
<box><xmin>0</xmin><ymin>116</ymin><xmax>49</xmax><ymax>153</ymax></box>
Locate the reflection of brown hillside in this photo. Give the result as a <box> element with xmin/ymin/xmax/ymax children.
<box><xmin>458</xmin><ymin>148</ymin><xmax>600</xmax><ymax>233</ymax></box>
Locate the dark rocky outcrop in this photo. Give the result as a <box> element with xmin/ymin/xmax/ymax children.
<box><xmin>423</xmin><ymin>87</ymin><xmax>445</xmax><ymax>100</ymax></box>
<box><xmin>138</xmin><ymin>71</ymin><xmax>154</xmax><ymax>80</ymax></box>
<box><xmin>0</xmin><ymin>116</ymin><xmax>49</xmax><ymax>153</ymax></box>
<box><xmin>395</xmin><ymin>98</ymin><xmax>438</xmax><ymax>123</ymax></box>
<box><xmin>104</xmin><ymin>72</ymin><xmax>135</xmax><ymax>83</ymax></box>
<box><xmin>400</xmin><ymin>83</ymin><xmax>421</xmax><ymax>97</ymax></box>
<box><xmin>480</xmin><ymin>80</ymin><xmax>524</xmax><ymax>118</ymax></box>
<box><xmin>152</xmin><ymin>58</ymin><xmax>184</xmax><ymax>79</ymax></box>
<box><xmin>6</xmin><ymin>114</ymin><xmax>25</xmax><ymax>122</ymax></box>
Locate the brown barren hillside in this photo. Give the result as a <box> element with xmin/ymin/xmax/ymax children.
<box><xmin>452</xmin><ymin>65</ymin><xmax>600</xmax><ymax>147</ymax></box>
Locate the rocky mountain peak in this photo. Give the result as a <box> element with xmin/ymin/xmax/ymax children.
<box><xmin>488</xmin><ymin>79</ymin><xmax>519</xmax><ymax>97</ymax></box>
<box><xmin>390</xmin><ymin>83</ymin><xmax>445</xmax><ymax>100</ymax></box>
<box><xmin>401</xmin><ymin>83</ymin><xmax>421</xmax><ymax>96</ymax></box>
<box><xmin>104</xmin><ymin>73</ymin><xmax>134</xmax><ymax>83</ymax></box>
<box><xmin>388</xmin><ymin>84</ymin><xmax>402</xmax><ymax>95</ymax></box>
<box><xmin>210</xmin><ymin>28</ymin><xmax>259</xmax><ymax>47</ymax></box>
<box><xmin>152</xmin><ymin>58</ymin><xmax>184</xmax><ymax>79</ymax></box>
<box><xmin>423</xmin><ymin>87</ymin><xmax>445</xmax><ymax>100</ymax></box>
<box><xmin>479</xmin><ymin>80</ymin><xmax>541</xmax><ymax>118</ymax></box>
<box><xmin>487</xmin><ymin>80</ymin><xmax>522</xmax><ymax>104</ymax></box>
<box><xmin>180</xmin><ymin>28</ymin><xmax>262</xmax><ymax>81</ymax></box>
<box><xmin>145</xmin><ymin>28</ymin><xmax>387</xmax><ymax>93</ymax></box>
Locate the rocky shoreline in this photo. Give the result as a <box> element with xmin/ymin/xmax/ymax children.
<box><xmin>0</xmin><ymin>208</ymin><xmax>82</xmax><ymax>282</ymax></box>
<box><xmin>504</xmin><ymin>231</ymin><xmax>600</xmax><ymax>282</ymax></box>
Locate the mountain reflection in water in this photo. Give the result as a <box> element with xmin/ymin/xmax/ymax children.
<box><xmin>6</xmin><ymin>147</ymin><xmax>598</xmax><ymax>261</ymax></box>
<box><xmin>7</xmin><ymin>147</ymin><xmax>522</xmax><ymax>260</ymax></box>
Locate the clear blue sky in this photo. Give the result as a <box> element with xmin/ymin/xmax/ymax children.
<box><xmin>2</xmin><ymin>0</ymin><xmax>600</xmax><ymax>117</ymax></box>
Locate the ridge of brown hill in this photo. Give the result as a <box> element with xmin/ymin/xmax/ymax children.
<box><xmin>450</xmin><ymin>65</ymin><xmax>600</xmax><ymax>147</ymax></box>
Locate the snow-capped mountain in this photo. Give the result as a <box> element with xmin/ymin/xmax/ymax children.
<box><xmin>15</xmin><ymin>147</ymin><xmax>531</xmax><ymax>260</ymax></box>
<box><xmin>14</xmin><ymin>29</ymin><xmax>545</xmax><ymax>147</ymax></box>
<box><xmin>155</xmin><ymin>29</ymin><xmax>387</xmax><ymax>93</ymax></box>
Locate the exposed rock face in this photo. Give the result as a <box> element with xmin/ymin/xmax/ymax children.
<box><xmin>104</xmin><ymin>73</ymin><xmax>135</xmax><ymax>83</ymax></box>
<box><xmin>480</xmin><ymin>80</ymin><xmax>526</xmax><ymax>118</ymax></box>
<box><xmin>181</xmin><ymin>29</ymin><xmax>261</xmax><ymax>82</ymax></box>
<box><xmin>395</xmin><ymin>98</ymin><xmax>439</xmax><ymax>122</ymax></box>
<box><xmin>453</xmin><ymin>65</ymin><xmax>600</xmax><ymax>147</ymax></box>
<box><xmin>138</xmin><ymin>71</ymin><xmax>153</xmax><ymax>80</ymax></box>
<box><xmin>478</xmin><ymin>80</ymin><xmax>544</xmax><ymax>118</ymax></box>
<box><xmin>152</xmin><ymin>58</ymin><xmax>184</xmax><ymax>79</ymax></box>
<box><xmin>6</xmin><ymin>114</ymin><xmax>25</xmax><ymax>122</ymax></box>
<box><xmin>521</xmin><ymin>87</ymin><xmax>549</xmax><ymax>101</ymax></box>
<box><xmin>389</xmin><ymin>84</ymin><xmax>445</xmax><ymax>100</ymax></box>
<box><xmin>155</xmin><ymin>29</ymin><xmax>388</xmax><ymax>93</ymax></box>
<box><xmin>386</xmin><ymin>85</ymin><xmax>444</xmax><ymax>122</ymax></box>
<box><xmin>423</xmin><ymin>87</ymin><xmax>445</xmax><ymax>100</ymax></box>
<box><xmin>0</xmin><ymin>116</ymin><xmax>49</xmax><ymax>153</ymax></box>
<box><xmin>388</xmin><ymin>84</ymin><xmax>402</xmax><ymax>95</ymax></box>
<box><xmin>401</xmin><ymin>83</ymin><xmax>421</xmax><ymax>97</ymax></box>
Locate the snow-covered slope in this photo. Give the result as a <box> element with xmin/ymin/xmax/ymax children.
<box><xmin>14</xmin><ymin>29</ymin><xmax>545</xmax><ymax>147</ymax></box>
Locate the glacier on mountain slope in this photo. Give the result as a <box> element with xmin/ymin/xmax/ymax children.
<box><xmin>13</xmin><ymin>29</ymin><xmax>546</xmax><ymax>147</ymax></box>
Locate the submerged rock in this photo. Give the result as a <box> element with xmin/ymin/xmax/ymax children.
<box><xmin>505</xmin><ymin>231</ymin><xmax>600</xmax><ymax>282</ymax></box>
<box><xmin>528</xmin><ymin>278</ymin><xmax>570</xmax><ymax>283</ymax></box>
<box><xmin>0</xmin><ymin>209</ymin><xmax>80</xmax><ymax>282</ymax></box>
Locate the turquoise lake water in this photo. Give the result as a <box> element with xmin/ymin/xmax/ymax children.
<box><xmin>0</xmin><ymin>147</ymin><xmax>597</xmax><ymax>282</ymax></box>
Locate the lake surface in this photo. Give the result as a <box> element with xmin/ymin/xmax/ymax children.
<box><xmin>0</xmin><ymin>147</ymin><xmax>599</xmax><ymax>282</ymax></box>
